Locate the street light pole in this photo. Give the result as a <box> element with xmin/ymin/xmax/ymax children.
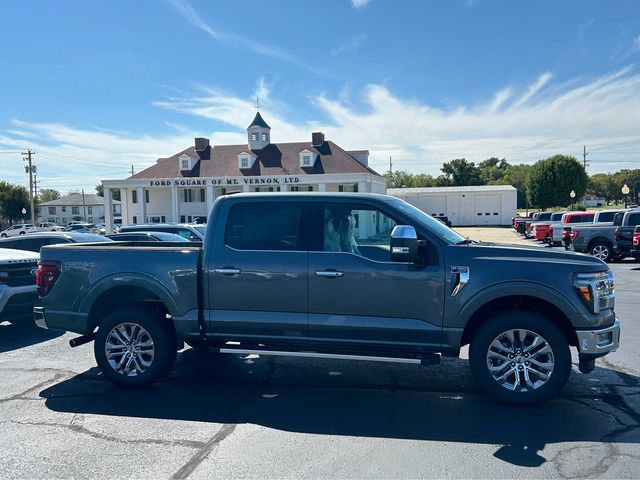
<box><xmin>622</xmin><ymin>184</ymin><xmax>630</xmax><ymax>208</ymax></box>
<box><xmin>570</xmin><ymin>190</ymin><xmax>576</xmax><ymax>210</ymax></box>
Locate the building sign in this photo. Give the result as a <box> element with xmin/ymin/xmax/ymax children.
<box><xmin>148</xmin><ymin>176</ymin><xmax>301</xmax><ymax>187</ymax></box>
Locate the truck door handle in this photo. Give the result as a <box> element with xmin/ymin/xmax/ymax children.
<box><xmin>214</xmin><ymin>267</ymin><xmax>241</xmax><ymax>276</ymax></box>
<box><xmin>315</xmin><ymin>270</ymin><xmax>344</xmax><ymax>278</ymax></box>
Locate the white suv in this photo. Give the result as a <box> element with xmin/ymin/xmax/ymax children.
<box><xmin>38</xmin><ymin>222</ymin><xmax>64</xmax><ymax>232</ymax></box>
<box><xmin>0</xmin><ymin>248</ymin><xmax>39</xmax><ymax>325</ymax></box>
<box><xmin>0</xmin><ymin>224</ymin><xmax>38</xmax><ymax>238</ymax></box>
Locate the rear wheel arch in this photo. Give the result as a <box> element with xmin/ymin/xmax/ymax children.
<box><xmin>87</xmin><ymin>285</ymin><xmax>173</xmax><ymax>333</ymax></box>
<box><xmin>587</xmin><ymin>237</ymin><xmax>613</xmax><ymax>251</ymax></box>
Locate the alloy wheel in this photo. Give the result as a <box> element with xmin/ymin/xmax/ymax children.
<box><xmin>591</xmin><ymin>245</ymin><xmax>610</xmax><ymax>261</ymax></box>
<box><xmin>104</xmin><ymin>322</ymin><xmax>155</xmax><ymax>376</ymax></box>
<box><xmin>486</xmin><ymin>328</ymin><xmax>555</xmax><ymax>392</ymax></box>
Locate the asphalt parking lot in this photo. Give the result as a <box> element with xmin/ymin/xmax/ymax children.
<box><xmin>0</xmin><ymin>238</ymin><xmax>638</xmax><ymax>478</ymax></box>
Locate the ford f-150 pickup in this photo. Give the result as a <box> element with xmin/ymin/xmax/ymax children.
<box><xmin>34</xmin><ymin>193</ymin><xmax>620</xmax><ymax>405</ymax></box>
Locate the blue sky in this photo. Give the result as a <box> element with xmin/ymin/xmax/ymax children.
<box><xmin>1</xmin><ymin>0</ymin><xmax>639</xmax><ymax>193</ymax></box>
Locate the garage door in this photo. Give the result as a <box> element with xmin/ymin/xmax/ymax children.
<box><xmin>474</xmin><ymin>195</ymin><xmax>501</xmax><ymax>225</ymax></box>
<box><xmin>420</xmin><ymin>195</ymin><xmax>447</xmax><ymax>217</ymax></box>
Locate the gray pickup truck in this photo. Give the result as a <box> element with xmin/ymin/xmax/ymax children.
<box><xmin>34</xmin><ymin>193</ymin><xmax>620</xmax><ymax>405</ymax></box>
<box><xmin>569</xmin><ymin>209</ymin><xmax>640</xmax><ymax>262</ymax></box>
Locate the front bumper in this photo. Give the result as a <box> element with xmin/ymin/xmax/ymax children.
<box><xmin>576</xmin><ymin>319</ymin><xmax>620</xmax><ymax>356</ymax></box>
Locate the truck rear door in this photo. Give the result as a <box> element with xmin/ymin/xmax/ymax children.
<box><xmin>206</xmin><ymin>200</ymin><xmax>310</xmax><ymax>341</ymax></box>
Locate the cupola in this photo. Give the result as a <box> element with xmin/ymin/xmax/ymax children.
<box><xmin>247</xmin><ymin>112</ymin><xmax>271</xmax><ymax>150</ymax></box>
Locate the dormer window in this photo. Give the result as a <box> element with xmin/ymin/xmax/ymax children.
<box><xmin>179</xmin><ymin>153</ymin><xmax>194</xmax><ymax>171</ymax></box>
<box><xmin>238</xmin><ymin>151</ymin><xmax>256</xmax><ymax>170</ymax></box>
<box><xmin>299</xmin><ymin>149</ymin><xmax>316</xmax><ymax>167</ymax></box>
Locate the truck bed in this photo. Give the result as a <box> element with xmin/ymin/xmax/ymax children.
<box><xmin>38</xmin><ymin>242</ymin><xmax>201</xmax><ymax>334</ymax></box>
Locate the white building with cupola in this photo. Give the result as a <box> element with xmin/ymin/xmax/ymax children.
<box><xmin>102</xmin><ymin>111</ymin><xmax>385</xmax><ymax>231</ymax></box>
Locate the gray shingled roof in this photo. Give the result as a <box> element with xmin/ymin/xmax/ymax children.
<box><xmin>39</xmin><ymin>193</ymin><xmax>121</xmax><ymax>206</ymax></box>
<box><xmin>130</xmin><ymin>140</ymin><xmax>380</xmax><ymax>179</ymax></box>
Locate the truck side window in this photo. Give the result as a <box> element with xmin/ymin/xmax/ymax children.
<box><xmin>628</xmin><ymin>213</ymin><xmax>640</xmax><ymax>226</ymax></box>
<box><xmin>225</xmin><ymin>203</ymin><xmax>303</xmax><ymax>251</ymax></box>
<box><xmin>322</xmin><ymin>204</ymin><xmax>397</xmax><ymax>262</ymax></box>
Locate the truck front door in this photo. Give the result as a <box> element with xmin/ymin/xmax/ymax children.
<box><xmin>207</xmin><ymin>201</ymin><xmax>309</xmax><ymax>342</ymax></box>
<box><xmin>307</xmin><ymin>201</ymin><xmax>445</xmax><ymax>350</ymax></box>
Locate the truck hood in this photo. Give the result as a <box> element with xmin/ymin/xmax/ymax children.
<box><xmin>0</xmin><ymin>248</ymin><xmax>39</xmax><ymax>265</ymax></box>
<box><xmin>453</xmin><ymin>242</ymin><xmax>607</xmax><ymax>271</ymax></box>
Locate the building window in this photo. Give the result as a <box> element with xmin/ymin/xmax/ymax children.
<box><xmin>240</xmin><ymin>157</ymin><xmax>249</xmax><ymax>168</ymax></box>
<box><xmin>354</xmin><ymin>183</ymin><xmax>358</xmax><ymax>192</ymax></box>
<box><xmin>221</xmin><ymin>187</ymin><xmax>227</xmax><ymax>195</ymax></box>
<box><xmin>180</xmin><ymin>215</ymin><xmax>186</xmax><ymax>223</ymax></box>
<box><xmin>61</xmin><ymin>206</ymin><xmax>66</xmax><ymax>212</ymax></box>
<box><xmin>87</xmin><ymin>206</ymin><xmax>92</xmax><ymax>214</ymax></box>
<box><xmin>181</xmin><ymin>159</ymin><xmax>189</xmax><ymax>170</ymax></box>
<box><xmin>268</xmin><ymin>187</ymin><xmax>273</xmax><ymax>192</ymax></box>
<box><xmin>255</xmin><ymin>187</ymin><xmax>261</xmax><ymax>192</ymax></box>
<box><xmin>183</xmin><ymin>189</ymin><xmax>192</xmax><ymax>202</ymax></box>
<box><xmin>145</xmin><ymin>190</ymin><xmax>149</xmax><ymax>203</ymax></box>
<box><xmin>251</xmin><ymin>133</ymin><xmax>258</xmax><ymax>141</ymax></box>
<box><xmin>132</xmin><ymin>215</ymin><xmax>138</xmax><ymax>224</ymax></box>
<box><xmin>339</xmin><ymin>185</ymin><xmax>344</xmax><ymax>192</ymax></box>
<box><xmin>302</xmin><ymin>155</ymin><xmax>311</xmax><ymax>166</ymax></box>
<box><xmin>62</xmin><ymin>217</ymin><xmax>67</xmax><ymax>224</ymax></box>
<box><xmin>261</xmin><ymin>133</ymin><xmax>267</xmax><ymax>141</ymax></box>
<box><xmin>308</xmin><ymin>186</ymin><xmax>314</xmax><ymax>191</ymax></box>
<box><xmin>290</xmin><ymin>186</ymin><xmax>300</xmax><ymax>192</ymax></box>
<box><xmin>48</xmin><ymin>207</ymin><xmax>56</xmax><ymax>214</ymax></box>
<box><xmin>72</xmin><ymin>206</ymin><xmax>79</xmax><ymax>214</ymax></box>
<box><xmin>132</xmin><ymin>190</ymin><xmax>137</xmax><ymax>203</ymax></box>
<box><xmin>199</xmin><ymin>188</ymin><xmax>205</xmax><ymax>202</ymax></box>
<box><xmin>55</xmin><ymin>217</ymin><xmax>60</xmax><ymax>223</ymax></box>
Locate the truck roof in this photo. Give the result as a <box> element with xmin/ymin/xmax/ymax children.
<box><xmin>219</xmin><ymin>192</ymin><xmax>399</xmax><ymax>202</ymax></box>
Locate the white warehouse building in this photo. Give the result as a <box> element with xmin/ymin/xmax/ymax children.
<box><xmin>387</xmin><ymin>185</ymin><xmax>517</xmax><ymax>226</ymax></box>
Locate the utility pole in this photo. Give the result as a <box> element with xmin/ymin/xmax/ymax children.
<box><xmin>389</xmin><ymin>156</ymin><xmax>393</xmax><ymax>175</ymax></box>
<box><xmin>22</xmin><ymin>149</ymin><xmax>36</xmax><ymax>224</ymax></box>
<box><xmin>131</xmin><ymin>165</ymin><xmax>135</xmax><ymax>176</ymax></box>
<box><xmin>583</xmin><ymin>145</ymin><xmax>589</xmax><ymax>170</ymax></box>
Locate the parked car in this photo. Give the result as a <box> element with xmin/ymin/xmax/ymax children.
<box><xmin>630</xmin><ymin>225</ymin><xmax>640</xmax><ymax>261</ymax></box>
<box><xmin>524</xmin><ymin>212</ymin><xmax>552</xmax><ymax>238</ymax></box>
<box><xmin>0</xmin><ymin>232</ymin><xmax>112</xmax><ymax>252</ymax></box>
<box><xmin>568</xmin><ymin>209</ymin><xmax>640</xmax><ymax>262</ymax></box>
<box><xmin>530</xmin><ymin>212</ymin><xmax>566</xmax><ymax>241</ymax></box>
<box><xmin>64</xmin><ymin>223</ymin><xmax>96</xmax><ymax>233</ymax></box>
<box><xmin>0</xmin><ymin>248</ymin><xmax>39</xmax><ymax>325</ymax></box>
<box><xmin>547</xmin><ymin>212</ymin><xmax>595</xmax><ymax>246</ymax></box>
<box><xmin>613</xmin><ymin>210</ymin><xmax>640</xmax><ymax>260</ymax></box>
<box><xmin>35</xmin><ymin>192</ymin><xmax>619</xmax><ymax>405</ymax></box>
<box><xmin>0</xmin><ymin>224</ymin><xmax>38</xmax><ymax>238</ymax></box>
<box><xmin>119</xmin><ymin>223</ymin><xmax>205</xmax><ymax>241</ymax></box>
<box><xmin>37</xmin><ymin>222</ymin><xmax>65</xmax><ymax>232</ymax></box>
<box><xmin>106</xmin><ymin>231</ymin><xmax>193</xmax><ymax>242</ymax></box>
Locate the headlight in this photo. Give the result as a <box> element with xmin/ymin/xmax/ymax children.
<box><xmin>574</xmin><ymin>271</ymin><xmax>615</xmax><ymax>313</ymax></box>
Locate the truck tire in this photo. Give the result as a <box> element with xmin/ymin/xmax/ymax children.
<box><xmin>94</xmin><ymin>306</ymin><xmax>177</xmax><ymax>388</ymax></box>
<box><xmin>469</xmin><ymin>311</ymin><xmax>571</xmax><ymax>405</ymax></box>
<box><xmin>589</xmin><ymin>242</ymin><xmax>613</xmax><ymax>262</ymax></box>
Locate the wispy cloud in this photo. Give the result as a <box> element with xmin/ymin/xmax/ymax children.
<box><xmin>165</xmin><ymin>0</ymin><xmax>328</xmax><ymax>76</ymax></box>
<box><xmin>331</xmin><ymin>33</ymin><xmax>367</xmax><ymax>55</ymax></box>
<box><xmin>634</xmin><ymin>34</ymin><xmax>640</xmax><ymax>50</ymax></box>
<box><xmin>2</xmin><ymin>68</ymin><xmax>639</xmax><ymax>193</ymax></box>
<box><xmin>351</xmin><ymin>0</ymin><xmax>371</xmax><ymax>8</ymax></box>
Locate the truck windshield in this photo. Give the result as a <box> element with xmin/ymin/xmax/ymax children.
<box><xmin>390</xmin><ymin>199</ymin><xmax>465</xmax><ymax>244</ymax></box>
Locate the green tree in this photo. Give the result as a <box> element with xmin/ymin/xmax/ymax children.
<box><xmin>95</xmin><ymin>183</ymin><xmax>104</xmax><ymax>196</ymax></box>
<box><xmin>38</xmin><ymin>188</ymin><xmax>61</xmax><ymax>203</ymax></box>
<box><xmin>0</xmin><ymin>182</ymin><xmax>30</xmax><ymax>223</ymax></box>
<box><xmin>497</xmin><ymin>163</ymin><xmax>531</xmax><ymax>209</ymax></box>
<box><xmin>478</xmin><ymin>157</ymin><xmax>510</xmax><ymax>183</ymax></box>
<box><xmin>526</xmin><ymin>155</ymin><xmax>588</xmax><ymax>208</ymax></box>
<box><xmin>440</xmin><ymin>158</ymin><xmax>484</xmax><ymax>186</ymax></box>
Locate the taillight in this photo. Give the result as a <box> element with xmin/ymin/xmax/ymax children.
<box><xmin>633</xmin><ymin>233</ymin><xmax>640</xmax><ymax>246</ymax></box>
<box><xmin>571</xmin><ymin>231</ymin><xmax>580</xmax><ymax>241</ymax></box>
<box><xmin>36</xmin><ymin>260</ymin><xmax>61</xmax><ymax>297</ymax></box>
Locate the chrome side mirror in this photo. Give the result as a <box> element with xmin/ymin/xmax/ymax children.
<box><xmin>390</xmin><ymin>225</ymin><xmax>420</xmax><ymax>262</ymax></box>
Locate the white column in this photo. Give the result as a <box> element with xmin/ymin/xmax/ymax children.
<box><xmin>357</xmin><ymin>181</ymin><xmax>366</xmax><ymax>193</ymax></box>
<box><xmin>318</xmin><ymin>183</ymin><xmax>326</xmax><ymax>192</ymax></box>
<box><xmin>206</xmin><ymin>185</ymin><xmax>214</xmax><ymax>217</ymax></box>
<box><xmin>242</xmin><ymin>184</ymin><xmax>250</xmax><ymax>192</ymax></box>
<box><xmin>171</xmin><ymin>185</ymin><xmax>179</xmax><ymax>223</ymax></box>
<box><xmin>120</xmin><ymin>189</ymin><xmax>129</xmax><ymax>226</ymax></box>
<box><xmin>104</xmin><ymin>188</ymin><xmax>114</xmax><ymax>234</ymax></box>
<box><xmin>137</xmin><ymin>187</ymin><xmax>146</xmax><ymax>224</ymax></box>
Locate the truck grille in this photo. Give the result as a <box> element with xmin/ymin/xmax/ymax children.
<box><xmin>0</xmin><ymin>261</ymin><xmax>38</xmax><ymax>287</ymax></box>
